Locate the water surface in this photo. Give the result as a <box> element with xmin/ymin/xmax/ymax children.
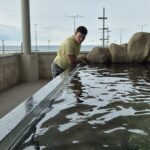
<box><xmin>19</xmin><ymin>64</ymin><xmax>150</xmax><ymax>150</ymax></box>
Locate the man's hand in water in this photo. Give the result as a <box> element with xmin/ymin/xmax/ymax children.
<box><xmin>77</xmin><ymin>54</ymin><xmax>88</xmax><ymax>65</ymax></box>
<box><xmin>67</xmin><ymin>54</ymin><xmax>78</xmax><ymax>65</ymax></box>
<box><xmin>80</xmin><ymin>59</ymin><xmax>88</xmax><ymax>65</ymax></box>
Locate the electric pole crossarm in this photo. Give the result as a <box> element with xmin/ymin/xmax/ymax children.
<box><xmin>98</xmin><ymin>7</ymin><xmax>108</xmax><ymax>47</ymax></box>
<box><xmin>99</xmin><ymin>28</ymin><xmax>108</xmax><ymax>30</ymax></box>
<box><xmin>98</xmin><ymin>17</ymin><xmax>108</xmax><ymax>19</ymax></box>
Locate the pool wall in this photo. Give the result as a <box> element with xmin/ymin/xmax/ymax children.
<box><xmin>0</xmin><ymin>65</ymin><xmax>81</xmax><ymax>149</ymax></box>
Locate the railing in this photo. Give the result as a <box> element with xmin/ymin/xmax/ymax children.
<box><xmin>0</xmin><ymin>45</ymin><xmax>23</xmax><ymax>54</ymax></box>
<box><xmin>0</xmin><ymin>45</ymin><xmax>57</xmax><ymax>54</ymax></box>
<box><xmin>0</xmin><ymin>45</ymin><xmax>96</xmax><ymax>54</ymax></box>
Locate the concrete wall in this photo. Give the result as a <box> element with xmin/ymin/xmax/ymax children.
<box><xmin>0</xmin><ymin>54</ymin><xmax>20</xmax><ymax>92</ymax></box>
<box><xmin>38</xmin><ymin>52</ymin><xmax>56</xmax><ymax>79</ymax></box>
<box><xmin>0</xmin><ymin>52</ymin><xmax>88</xmax><ymax>92</ymax></box>
<box><xmin>20</xmin><ymin>54</ymin><xmax>39</xmax><ymax>82</ymax></box>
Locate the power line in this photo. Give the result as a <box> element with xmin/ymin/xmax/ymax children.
<box><xmin>33</xmin><ymin>23</ymin><xmax>43</xmax><ymax>52</ymax></box>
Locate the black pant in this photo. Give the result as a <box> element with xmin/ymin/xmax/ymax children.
<box><xmin>51</xmin><ymin>63</ymin><xmax>64</xmax><ymax>78</ymax></box>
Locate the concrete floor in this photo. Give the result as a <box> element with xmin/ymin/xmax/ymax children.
<box><xmin>0</xmin><ymin>79</ymin><xmax>49</xmax><ymax>118</ymax></box>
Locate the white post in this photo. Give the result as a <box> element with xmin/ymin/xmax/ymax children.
<box><xmin>20</xmin><ymin>0</ymin><xmax>38</xmax><ymax>82</ymax></box>
<box><xmin>21</xmin><ymin>0</ymin><xmax>31</xmax><ymax>54</ymax></box>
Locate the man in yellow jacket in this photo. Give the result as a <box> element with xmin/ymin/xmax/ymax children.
<box><xmin>51</xmin><ymin>26</ymin><xmax>88</xmax><ymax>78</ymax></box>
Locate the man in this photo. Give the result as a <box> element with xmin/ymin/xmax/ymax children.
<box><xmin>51</xmin><ymin>26</ymin><xmax>88</xmax><ymax>78</ymax></box>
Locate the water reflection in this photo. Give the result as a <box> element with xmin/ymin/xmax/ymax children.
<box><xmin>68</xmin><ymin>74</ymin><xmax>83</xmax><ymax>103</ymax></box>
<box><xmin>19</xmin><ymin>64</ymin><xmax>150</xmax><ymax>150</ymax></box>
<box><xmin>25</xmin><ymin>96</ymin><xmax>34</xmax><ymax>113</ymax></box>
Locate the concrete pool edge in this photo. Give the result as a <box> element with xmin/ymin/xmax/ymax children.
<box><xmin>0</xmin><ymin>65</ymin><xmax>81</xmax><ymax>149</ymax></box>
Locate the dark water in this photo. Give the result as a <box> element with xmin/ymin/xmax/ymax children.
<box><xmin>19</xmin><ymin>64</ymin><xmax>150</xmax><ymax>150</ymax></box>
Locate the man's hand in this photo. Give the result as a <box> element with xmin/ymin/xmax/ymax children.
<box><xmin>67</xmin><ymin>54</ymin><xmax>78</xmax><ymax>65</ymax></box>
<box><xmin>67</xmin><ymin>54</ymin><xmax>88</xmax><ymax>66</ymax></box>
<box><xmin>77</xmin><ymin>54</ymin><xmax>88</xmax><ymax>65</ymax></box>
<box><xmin>81</xmin><ymin>59</ymin><xmax>87</xmax><ymax>65</ymax></box>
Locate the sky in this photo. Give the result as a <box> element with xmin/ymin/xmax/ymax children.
<box><xmin>0</xmin><ymin>0</ymin><xmax>150</xmax><ymax>46</ymax></box>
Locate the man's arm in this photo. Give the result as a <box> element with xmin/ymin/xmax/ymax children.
<box><xmin>67</xmin><ymin>54</ymin><xmax>78</xmax><ymax>65</ymax></box>
<box><xmin>67</xmin><ymin>54</ymin><xmax>87</xmax><ymax>66</ymax></box>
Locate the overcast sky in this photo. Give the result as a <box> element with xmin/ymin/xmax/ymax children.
<box><xmin>0</xmin><ymin>0</ymin><xmax>150</xmax><ymax>45</ymax></box>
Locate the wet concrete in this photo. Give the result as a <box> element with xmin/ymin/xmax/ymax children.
<box><xmin>0</xmin><ymin>65</ymin><xmax>80</xmax><ymax>149</ymax></box>
<box><xmin>0</xmin><ymin>80</ymin><xmax>49</xmax><ymax>118</ymax></box>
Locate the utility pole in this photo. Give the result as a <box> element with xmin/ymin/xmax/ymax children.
<box><xmin>33</xmin><ymin>23</ymin><xmax>42</xmax><ymax>52</ymax></box>
<box><xmin>66</xmin><ymin>15</ymin><xmax>84</xmax><ymax>32</ymax></box>
<box><xmin>106</xmin><ymin>27</ymin><xmax>111</xmax><ymax>46</ymax></box>
<box><xmin>98</xmin><ymin>7</ymin><xmax>108</xmax><ymax>47</ymax></box>
<box><xmin>34</xmin><ymin>24</ymin><xmax>37</xmax><ymax>52</ymax></box>
<box><xmin>137</xmin><ymin>24</ymin><xmax>148</xmax><ymax>32</ymax></box>
<box><xmin>48</xmin><ymin>39</ymin><xmax>50</xmax><ymax>51</ymax></box>
<box><xmin>119</xmin><ymin>28</ymin><xmax>126</xmax><ymax>44</ymax></box>
<box><xmin>2</xmin><ymin>39</ymin><xmax>5</xmax><ymax>54</ymax></box>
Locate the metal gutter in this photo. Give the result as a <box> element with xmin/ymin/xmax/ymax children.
<box><xmin>0</xmin><ymin>65</ymin><xmax>81</xmax><ymax>150</ymax></box>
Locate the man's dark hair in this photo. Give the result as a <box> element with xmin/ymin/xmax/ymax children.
<box><xmin>75</xmin><ymin>26</ymin><xmax>88</xmax><ymax>35</ymax></box>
